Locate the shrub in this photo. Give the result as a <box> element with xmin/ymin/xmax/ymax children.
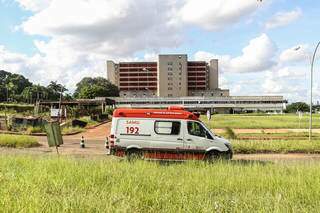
<box><xmin>0</xmin><ymin>134</ymin><xmax>40</xmax><ymax>148</ymax></box>
<box><xmin>25</xmin><ymin>126</ymin><xmax>44</xmax><ymax>134</ymax></box>
<box><xmin>61</xmin><ymin>126</ymin><xmax>84</xmax><ymax>135</ymax></box>
<box><xmin>224</xmin><ymin>127</ymin><xmax>237</xmax><ymax>139</ymax></box>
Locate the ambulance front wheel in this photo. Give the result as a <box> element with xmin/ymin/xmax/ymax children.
<box><xmin>205</xmin><ymin>150</ymin><xmax>223</xmax><ymax>162</ymax></box>
<box><xmin>126</xmin><ymin>149</ymin><xmax>143</xmax><ymax>161</ymax></box>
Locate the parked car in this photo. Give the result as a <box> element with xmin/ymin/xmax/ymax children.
<box><xmin>107</xmin><ymin>106</ymin><xmax>232</xmax><ymax>161</ymax></box>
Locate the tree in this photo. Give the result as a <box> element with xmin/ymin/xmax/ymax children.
<box><xmin>73</xmin><ymin>77</ymin><xmax>119</xmax><ymax>99</ymax></box>
<box><xmin>285</xmin><ymin>102</ymin><xmax>309</xmax><ymax>113</ymax></box>
<box><xmin>21</xmin><ymin>85</ymin><xmax>48</xmax><ymax>103</ymax></box>
<box><xmin>0</xmin><ymin>70</ymin><xmax>32</xmax><ymax>102</ymax></box>
<box><xmin>47</xmin><ymin>81</ymin><xmax>68</xmax><ymax>101</ymax></box>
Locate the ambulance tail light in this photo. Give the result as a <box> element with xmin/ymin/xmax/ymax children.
<box><xmin>109</xmin><ymin>134</ymin><xmax>115</xmax><ymax>147</ymax></box>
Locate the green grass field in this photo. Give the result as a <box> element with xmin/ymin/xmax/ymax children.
<box><xmin>202</xmin><ymin>113</ymin><xmax>320</xmax><ymax>129</ymax></box>
<box><xmin>0</xmin><ymin>155</ymin><xmax>320</xmax><ymax>212</ymax></box>
<box><xmin>232</xmin><ymin>139</ymin><xmax>320</xmax><ymax>154</ymax></box>
<box><xmin>0</xmin><ymin>134</ymin><xmax>40</xmax><ymax>148</ymax></box>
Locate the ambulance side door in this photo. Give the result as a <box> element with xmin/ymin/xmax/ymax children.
<box><xmin>183</xmin><ymin>121</ymin><xmax>212</xmax><ymax>152</ymax></box>
<box><xmin>151</xmin><ymin>120</ymin><xmax>184</xmax><ymax>151</ymax></box>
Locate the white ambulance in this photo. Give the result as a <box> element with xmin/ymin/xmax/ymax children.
<box><xmin>107</xmin><ymin>106</ymin><xmax>232</xmax><ymax>161</ymax></box>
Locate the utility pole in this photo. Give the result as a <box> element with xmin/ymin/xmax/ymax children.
<box><xmin>309</xmin><ymin>41</ymin><xmax>320</xmax><ymax>141</ymax></box>
<box><xmin>58</xmin><ymin>84</ymin><xmax>64</xmax><ymax>123</ymax></box>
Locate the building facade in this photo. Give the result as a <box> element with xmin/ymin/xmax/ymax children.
<box><xmin>107</xmin><ymin>54</ymin><xmax>228</xmax><ymax>98</ymax></box>
<box><xmin>107</xmin><ymin>96</ymin><xmax>286</xmax><ymax>114</ymax></box>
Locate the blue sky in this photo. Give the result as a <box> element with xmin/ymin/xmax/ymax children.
<box><xmin>0</xmin><ymin>0</ymin><xmax>319</xmax><ymax>102</ymax></box>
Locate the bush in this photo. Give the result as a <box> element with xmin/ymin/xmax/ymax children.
<box><xmin>0</xmin><ymin>134</ymin><xmax>40</xmax><ymax>148</ymax></box>
<box><xmin>61</xmin><ymin>126</ymin><xmax>84</xmax><ymax>135</ymax></box>
<box><xmin>25</xmin><ymin>126</ymin><xmax>44</xmax><ymax>134</ymax></box>
<box><xmin>224</xmin><ymin>127</ymin><xmax>237</xmax><ymax>139</ymax></box>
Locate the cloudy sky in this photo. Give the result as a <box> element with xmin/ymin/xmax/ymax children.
<box><xmin>0</xmin><ymin>0</ymin><xmax>319</xmax><ymax>102</ymax></box>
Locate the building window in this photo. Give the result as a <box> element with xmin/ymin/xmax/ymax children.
<box><xmin>168</xmin><ymin>87</ymin><xmax>173</xmax><ymax>90</ymax></box>
<box><xmin>168</xmin><ymin>67</ymin><xmax>173</xmax><ymax>71</ymax></box>
<box><xmin>168</xmin><ymin>62</ymin><xmax>173</xmax><ymax>66</ymax></box>
<box><xmin>168</xmin><ymin>77</ymin><xmax>173</xmax><ymax>81</ymax></box>
<box><xmin>154</xmin><ymin>121</ymin><xmax>180</xmax><ymax>135</ymax></box>
<box><xmin>168</xmin><ymin>94</ymin><xmax>173</xmax><ymax>97</ymax></box>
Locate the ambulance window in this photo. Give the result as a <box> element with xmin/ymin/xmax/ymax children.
<box><xmin>154</xmin><ymin>121</ymin><xmax>180</xmax><ymax>135</ymax></box>
<box><xmin>187</xmin><ymin>121</ymin><xmax>212</xmax><ymax>139</ymax></box>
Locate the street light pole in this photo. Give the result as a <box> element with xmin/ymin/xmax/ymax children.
<box><xmin>309</xmin><ymin>41</ymin><xmax>320</xmax><ymax>141</ymax></box>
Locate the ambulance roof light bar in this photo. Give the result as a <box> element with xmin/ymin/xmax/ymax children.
<box><xmin>167</xmin><ymin>106</ymin><xmax>184</xmax><ymax>110</ymax></box>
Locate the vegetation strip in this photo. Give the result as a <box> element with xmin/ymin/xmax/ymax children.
<box><xmin>0</xmin><ymin>155</ymin><xmax>320</xmax><ymax>212</ymax></box>
<box><xmin>202</xmin><ymin>114</ymin><xmax>320</xmax><ymax>129</ymax></box>
<box><xmin>0</xmin><ymin>134</ymin><xmax>40</xmax><ymax>148</ymax></box>
<box><xmin>232</xmin><ymin>140</ymin><xmax>320</xmax><ymax>154</ymax></box>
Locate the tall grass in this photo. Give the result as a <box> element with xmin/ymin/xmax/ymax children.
<box><xmin>79</xmin><ymin>116</ymin><xmax>99</xmax><ymax>127</ymax></box>
<box><xmin>0</xmin><ymin>134</ymin><xmax>40</xmax><ymax>148</ymax></box>
<box><xmin>223</xmin><ymin>127</ymin><xmax>237</xmax><ymax>139</ymax></box>
<box><xmin>61</xmin><ymin>126</ymin><xmax>84</xmax><ymax>135</ymax></box>
<box><xmin>203</xmin><ymin>114</ymin><xmax>320</xmax><ymax>129</ymax></box>
<box><xmin>0</xmin><ymin>155</ymin><xmax>320</xmax><ymax>212</ymax></box>
<box><xmin>233</xmin><ymin>139</ymin><xmax>320</xmax><ymax>154</ymax></box>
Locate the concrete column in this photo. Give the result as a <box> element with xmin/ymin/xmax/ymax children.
<box><xmin>209</xmin><ymin>59</ymin><xmax>219</xmax><ymax>90</ymax></box>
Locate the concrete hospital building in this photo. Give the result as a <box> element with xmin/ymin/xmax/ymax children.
<box><xmin>107</xmin><ymin>54</ymin><xmax>229</xmax><ymax>98</ymax></box>
<box><xmin>106</xmin><ymin>54</ymin><xmax>286</xmax><ymax>113</ymax></box>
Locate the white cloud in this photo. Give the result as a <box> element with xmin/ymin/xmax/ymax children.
<box><xmin>194</xmin><ymin>36</ymin><xmax>315</xmax><ymax>101</ymax></box>
<box><xmin>20</xmin><ymin>0</ymin><xmax>183</xmax><ymax>56</ymax></box>
<box><xmin>179</xmin><ymin>0</ymin><xmax>262</xmax><ymax>30</ymax></box>
<box><xmin>7</xmin><ymin>0</ymin><xmax>312</xmax><ymax>102</ymax></box>
<box><xmin>228</xmin><ymin>34</ymin><xmax>277</xmax><ymax>72</ymax></box>
<box><xmin>195</xmin><ymin>34</ymin><xmax>277</xmax><ymax>73</ymax></box>
<box><xmin>279</xmin><ymin>44</ymin><xmax>310</xmax><ymax>63</ymax></box>
<box><xmin>143</xmin><ymin>53</ymin><xmax>158</xmax><ymax>61</ymax></box>
<box><xmin>8</xmin><ymin>0</ymin><xmax>271</xmax><ymax>91</ymax></box>
<box><xmin>0</xmin><ymin>44</ymin><xmax>108</xmax><ymax>90</ymax></box>
<box><xmin>261</xmin><ymin>69</ymin><xmax>308</xmax><ymax>101</ymax></box>
<box><xmin>265</xmin><ymin>8</ymin><xmax>302</xmax><ymax>30</ymax></box>
<box><xmin>14</xmin><ymin>0</ymin><xmax>51</xmax><ymax>12</ymax></box>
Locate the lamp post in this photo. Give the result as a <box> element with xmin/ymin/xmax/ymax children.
<box><xmin>296</xmin><ymin>42</ymin><xmax>320</xmax><ymax>141</ymax></box>
<box><xmin>309</xmin><ymin>41</ymin><xmax>320</xmax><ymax>141</ymax></box>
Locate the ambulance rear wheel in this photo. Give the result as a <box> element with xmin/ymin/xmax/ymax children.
<box><xmin>126</xmin><ymin>149</ymin><xmax>143</xmax><ymax>161</ymax></box>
